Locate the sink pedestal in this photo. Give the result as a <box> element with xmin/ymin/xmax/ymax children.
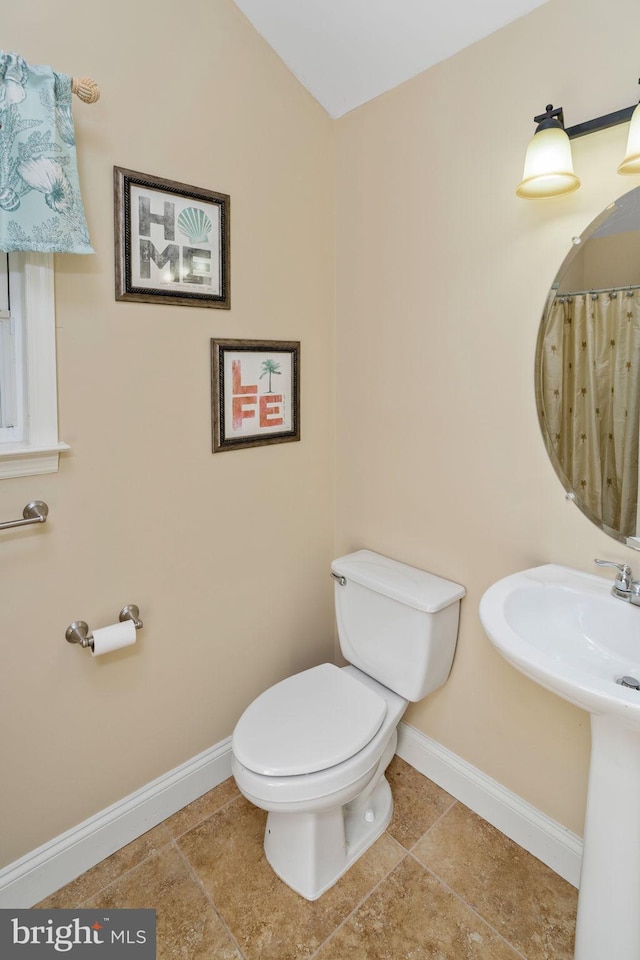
<box><xmin>575</xmin><ymin>714</ymin><xmax>640</xmax><ymax>960</ymax></box>
<box><xmin>479</xmin><ymin>564</ymin><xmax>640</xmax><ymax>958</ymax></box>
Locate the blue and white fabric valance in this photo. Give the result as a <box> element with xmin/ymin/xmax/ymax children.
<box><xmin>0</xmin><ymin>52</ymin><xmax>93</xmax><ymax>254</ymax></box>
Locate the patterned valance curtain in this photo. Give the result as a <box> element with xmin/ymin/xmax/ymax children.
<box><xmin>542</xmin><ymin>292</ymin><xmax>640</xmax><ymax>537</ymax></box>
<box><xmin>0</xmin><ymin>52</ymin><xmax>93</xmax><ymax>253</ymax></box>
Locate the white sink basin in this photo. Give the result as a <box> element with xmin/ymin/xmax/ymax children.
<box><xmin>480</xmin><ymin>562</ymin><xmax>640</xmax><ymax>960</ymax></box>
<box><xmin>479</xmin><ymin>563</ymin><xmax>640</xmax><ymax>727</ymax></box>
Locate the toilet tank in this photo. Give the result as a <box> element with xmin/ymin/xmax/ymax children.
<box><xmin>331</xmin><ymin>550</ymin><xmax>465</xmax><ymax>702</ymax></box>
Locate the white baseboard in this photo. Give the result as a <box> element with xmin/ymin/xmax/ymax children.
<box><xmin>396</xmin><ymin>722</ymin><xmax>582</xmax><ymax>887</ymax></box>
<box><xmin>0</xmin><ymin>738</ymin><xmax>232</xmax><ymax>908</ymax></box>
<box><xmin>0</xmin><ymin>725</ymin><xmax>582</xmax><ymax>908</ymax></box>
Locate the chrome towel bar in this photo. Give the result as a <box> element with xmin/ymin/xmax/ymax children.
<box><xmin>0</xmin><ymin>500</ymin><xmax>48</xmax><ymax>531</ymax></box>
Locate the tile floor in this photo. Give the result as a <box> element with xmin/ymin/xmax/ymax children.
<box><xmin>37</xmin><ymin>758</ymin><xmax>578</xmax><ymax>959</ymax></box>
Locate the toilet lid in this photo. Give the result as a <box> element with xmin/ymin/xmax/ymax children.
<box><xmin>232</xmin><ymin>663</ymin><xmax>387</xmax><ymax>777</ymax></box>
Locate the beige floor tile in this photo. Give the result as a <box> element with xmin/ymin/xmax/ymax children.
<box><xmin>164</xmin><ymin>777</ymin><xmax>239</xmax><ymax>838</ymax></box>
<box><xmin>32</xmin><ymin>764</ymin><xmax>578</xmax><ymax>960</ymax></box>
<box><xmin>413</xmin><ymin>803</ymin><xmax>577</xmax><ymax>960</ymax></box>
<box><xmin>35</xmin><ymin>823</ymin><xmax>172</xmax><ymax>908</ymax></box>
<box><xmin>84</xmin><ymin>843</ymin><xmax>242</xmax><ymax>960</ymax></box>
<box><xmin>314</xmin><ymin>856</ymin><xmax>521</xmax><ymax>960</ymax></box>
<box><xmin>178</xmin><ymin>795</ymin><xmax>405</xmax><ymax>960</ymax></box>
<box><xmin>385</xmin><ymin>756</ymin><xmax>456</xmax><ymax>848</ymax></box>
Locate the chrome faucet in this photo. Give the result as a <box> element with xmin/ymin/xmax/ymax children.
<box><xmin>594</xmin><ymin>559</ymin><xmax>640</xmax><ymax>604</ymax></box>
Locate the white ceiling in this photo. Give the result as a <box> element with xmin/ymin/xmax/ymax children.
<box><xmin>232</xmin><ymin>0</ymin><xmax>550</xmax><ymax>118</ymax></box>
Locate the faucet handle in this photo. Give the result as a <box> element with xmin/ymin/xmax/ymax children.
<box><xmin>594</xmin><ymin>559</ymin><xmax>633</xmax><ymax>594</ymax></box>
<box><xmin>595</xmin><ymin>558</ymin><xmax>632</xmax><ymax>576</ymax></box>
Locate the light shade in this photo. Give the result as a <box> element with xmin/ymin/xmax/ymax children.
<box><xmin>618</xmin><ymin>102</ymin><xmax>640</xmax><ymax>175</ymax></box>
<box><xmin>516</xmin><ymin>125</ymin><xmax>581</xmax><ymax>199</ymax></box>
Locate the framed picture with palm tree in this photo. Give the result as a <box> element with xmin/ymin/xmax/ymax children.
<box><xmin>211</xmin><ymin>339</ymin><xmax>300</xmax><ymax>452</ymax></box>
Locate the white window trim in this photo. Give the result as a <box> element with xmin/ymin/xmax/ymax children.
<box><xmin>0</xmin><ymin>252</ymin><xmax>69</xmax><ymax>479</ymax></box>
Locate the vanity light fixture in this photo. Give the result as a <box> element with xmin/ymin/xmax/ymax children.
<box><xmin>517</xmin><ymin>82</ymin><xmax>640</xmax><ymax>199</ymax></box>
<box><xmin>516</xmin><ymin>105</ymin><xmax>580</xmax><ymax>199</ymax></box>
<box><xmin>618</xmin><ymin>99</ymin><xmax>640</xmax><ymax>175</ymax></box>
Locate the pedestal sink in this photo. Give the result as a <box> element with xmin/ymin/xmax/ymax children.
<box><xmin>480</xmin><ymin>564</ymin><xmax>640</xmax><ymax>960</ymax></box>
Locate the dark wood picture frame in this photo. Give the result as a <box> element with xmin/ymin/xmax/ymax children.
<box><xmin>114</xmin><ymin>167</ymin><xmax>230</xmax><ymax>308</ymax></box>
<box><xmin>211</xmin><ymin>339</ymin><xmax>300</xmax><ymax>452</ymax></box>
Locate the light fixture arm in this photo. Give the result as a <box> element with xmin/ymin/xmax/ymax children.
<box><xmin>565</xmin><ymin>103</ymin><xmax>637</xmax><ymax>140</ymax></box>
<box><xmin>531</xmin><ymin>97</ymin><xmax>638</xmax><ymax>140</ymax></box>
<box><xmin>534</xmin><ymin>78</ymin><xmax>640</xmax><ymax>139</ymax></box>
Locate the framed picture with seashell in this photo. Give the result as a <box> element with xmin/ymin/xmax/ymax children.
<box><xmin>114</xmin><ymin>167</ymin><xmax>230</xmax><ymax>308</ymax></box>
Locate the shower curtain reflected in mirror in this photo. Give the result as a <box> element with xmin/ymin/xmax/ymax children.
<box><xmin>542</xmin><ymin>291</ymin><xmax>640</xmax><ymax>538</ymax></box>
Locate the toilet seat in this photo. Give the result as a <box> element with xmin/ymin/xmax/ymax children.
<box><xmin>232</xmin><ymin>666</ymin><xmax>408</xmax><ymax>812</ymax></box>
<box><xmin>232</xmin><ymin>663</ymin><xmax>387</xmax><ymax>777</ymax></box>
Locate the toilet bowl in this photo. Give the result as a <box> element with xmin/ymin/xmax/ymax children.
<box><xmin>232</xmin><ymin>664</ymin><xmax>407</xmax><ymax>899</ymax></box>
<box><xmin>231</xmin><ymin>550</ymin><xmax>465</xmax><ymax>900</ymax></box>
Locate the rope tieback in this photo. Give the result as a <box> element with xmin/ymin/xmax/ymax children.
<box><xmin>71</xmin><ymin>76</ymin><xmax>100</xmax><ymax>103</ymax></box>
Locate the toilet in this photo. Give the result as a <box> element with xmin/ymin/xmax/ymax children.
<box><xmin>231</xmin><ymin>549</ymin><xmax>465</xmax><ymax>900</ymax></box>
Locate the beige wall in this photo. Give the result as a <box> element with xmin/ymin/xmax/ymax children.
<box><xmin>0</xmin><ymin>0</ymin><xmax>335</xmax><ymax>866</ymax></box>
<box><xmin>4</xmin><ymin>0</ymin><xmax>640</xmax><ymax>873</ymax></box>
<box><xmin>335</xmin><ymin>0</ymin><xmax>640</xmax><ymax>836</ymax></box>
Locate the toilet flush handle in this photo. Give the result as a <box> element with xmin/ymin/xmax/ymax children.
<box><xmin>330</xmin><ymin>572</ymin><xmax>346</xmax><ymax>587</ymax></box>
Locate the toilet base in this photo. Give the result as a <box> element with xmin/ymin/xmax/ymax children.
<box><xmin>263</xmin><ymin>775</ymin><xmax>393</xmax><ymax>901</ymax></box>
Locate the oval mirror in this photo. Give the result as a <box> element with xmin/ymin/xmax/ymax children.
<box><xmin>536</xmin><ymin>186</ymin><xmax>640</xmax><ymax>548</ymax></box>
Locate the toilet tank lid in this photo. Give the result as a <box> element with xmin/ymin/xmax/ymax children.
<box><xmin>331</xmin><ymin>550</ymin><xmax>466</xmax><ymax>613</ymax></box>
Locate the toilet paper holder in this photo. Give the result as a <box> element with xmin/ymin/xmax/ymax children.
<box><xmin>65</xmin><ymin>605</ymin><xmax>143</xmax><ymax>650</ymax></box>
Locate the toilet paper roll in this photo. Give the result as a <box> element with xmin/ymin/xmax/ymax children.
<box><xmin>91</xmin><ymin>620</ymin><xmax>137</xmax><ymax>657</ymax></box>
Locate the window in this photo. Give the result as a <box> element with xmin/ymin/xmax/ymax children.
<box><xmin>0</xmin><ymin>254</ymin><xmax>22</xmax><ymax>441</ymax></box>
<box><xmin>0</xmin><ymin>252</ymin><xmax>68</xmax><ymax>479</ymax></box>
